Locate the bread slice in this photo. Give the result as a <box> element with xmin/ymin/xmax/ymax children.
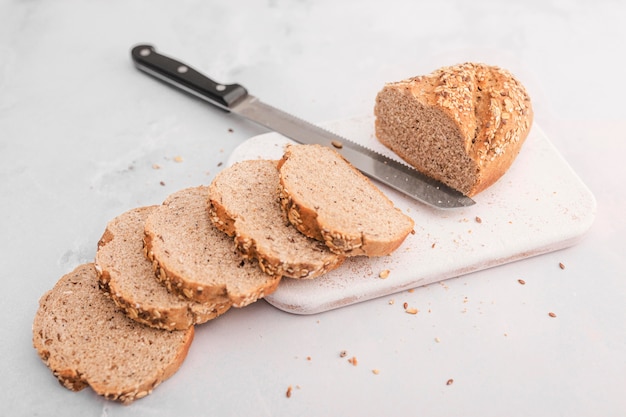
<box><xmin>95</xmin><ymin>206</ymin><xmax>231</xmax><ymax>330</ymax></box>
<box><xmin>374</xmin><ymin>62</ymin><xmax>533</xmax><ymax>196</ymax></box>
<box><xmin>144</xmin><ymin>186</ymin><xmax>281</xmax><ymax>307</ymax></box>
<box><xmin>32</xmin><ymin>263</ymin><xmax>193</xmax><ymax>404</ymax></box>
<box><xmin>208</xmin><ymin>159</ymin><xmax>344</xmax><ymax>279</ymax></box>
<box><xmin>277</xmin><ymin>144</ymin><xmax>415</xmax><ymax>257</ymax></box>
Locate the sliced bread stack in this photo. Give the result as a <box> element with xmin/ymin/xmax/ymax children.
<box><xmin>33</xmin><ymin>143</ymin><xmax>414</xmax><ymax>405</ymax></box>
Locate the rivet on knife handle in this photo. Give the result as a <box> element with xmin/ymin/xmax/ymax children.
<box><xmin>131</xmin><ymin>44</ymin><xmax>248</xmax><ymax>110</ymax></box>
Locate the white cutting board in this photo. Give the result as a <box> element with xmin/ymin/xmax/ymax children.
<box><xmin>227</xmin><ymin>116</ymin><xmax>596</xmax><ymax>314</ymax></box>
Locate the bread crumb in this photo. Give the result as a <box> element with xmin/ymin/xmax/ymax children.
<box><xmin>372</xmin><ymin>369</ymin><xmax>380</xmax><ymax>375</ymax></box>
<box><xmin>379</xmin><ymin>269</ymin><xmax>390</xmax><ymax>279</ymax></box>
<box><xmin>286</xmin><ymin>385</ymin><xmax>292</xmax><ymax>398</ymax></box>
<box><xmin>518</xmin><ymin>279</ymin><xmax>526</xmax><ymax>285</ymax></box>
<box><xmin>152</xmin><ymin>163</ymin><xmax>161</xmax><ymax>169</ymax></box>
<box><xmin>388</xmin><ymin>299</ymin><xmax>395</xmax><ymax>305</ymax></box>
<box><xmin>475</xmin><ymin>216</ymin><xmax>482</xmax><ymax>223</ymax></box>
<box><xmin>306</xmin><ymin>356</ymin><xmax>312</xmax><ymax>361</ymax></box>
<box><xmin>348</xmin><ymin>356</ymin><xmax>358</xmax><ymax>366</ymax></box>
<box><xmin>173</xmin><ymin>156</ymin><xmax>184</xmax><ymax>163</ymax></box>
<box><xmin>431</xmin><ymin>242</ymin><xmax>436</xmax><ymax>248</ymax></box>
<box><xmin>339</xmin><ymin>350</ymin><xmax>347</xmax><ymax>358</ymax></box>
<box><xmin>228</xmin><ymin>128</ymin><xmax>234</xmax><ymax>133</ymax></box>
<box><xmin>446</xmin><ymin>379</ymin><xmax>454</xmax><ymax>386</ymax></box>
<box><xmin>331</xmin><ymin>140</ymin><xmax>343</xmax><ymax>149</ymax></box>
<box><xmin>548</xmin><ymin>312</ymin><xmax>557</xmax><ymax>318</ymax></box>
<box><xmin>159</xmin><ymin>181</ymin><xmax>165</xmax><ymax>186</ymax></box>
<box><xmin>559</xmin><ymin>262</ymin><xmax>565</xmax><ymax>270</ymax></box>
<box><xmin>403</xmin><ymin>302</ymin><xmax>408</xmax><ymax>309</ymax></box>
<box><xmin>405</xmin><ymin>307</ymin><xmax>418</xmax><ymax>315</ymax></box>
<box><xmin>434</xmin><ymin>337</ymin><xmax>441</xmax><ymax>343</ymax></box>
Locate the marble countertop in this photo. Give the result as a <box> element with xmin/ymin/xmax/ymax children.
<box><xmin>1</xmin><ymin>1</ymin><xmax>624</xmax><ymax>416</ymax></box>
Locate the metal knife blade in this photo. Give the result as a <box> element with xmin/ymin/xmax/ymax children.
<box><xmin>130</xmin><ymin>44</ymin><xmax>475</xmax><ymax>209</ymax></box>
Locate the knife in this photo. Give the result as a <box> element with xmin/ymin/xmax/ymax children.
<box><xmin>130</xmin><ymin>44</ymin><xmax>474</xmax><ymax>209</ymax></box>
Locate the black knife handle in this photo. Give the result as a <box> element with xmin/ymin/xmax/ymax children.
<box><xmin>130</xmin><ymin>44</ymin><xmax>248</xmax><ymax>110</ymax></box>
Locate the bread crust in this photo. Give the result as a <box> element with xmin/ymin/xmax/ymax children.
<box><xmin>277</xmin><ymin>144</ymin><xmax>415</xmax><ymax>257</ymax></box>
<box><xmin>32</xmin><ymin>263</ymin><xmax>194</xmax><ymax>404</ymax></box>
<box><xmin>374</xmin><ymin>62</ymin><xmax>533</xmax><ymax>196</ymax></box>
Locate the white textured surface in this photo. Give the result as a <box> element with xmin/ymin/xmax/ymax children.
<box><xmin>1</xmin><ymin>1</ymin><xmax>625</xmax><ymax>416</ymax></box>
<box><xmin>228</xmin><ymin>117</ymin><xmax>596</xmax><ymax>314</ymax></box>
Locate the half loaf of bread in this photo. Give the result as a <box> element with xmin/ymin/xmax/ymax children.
<box><xmin>95</xmin><ymin>205</ymin><xmax>230</xmax><ymax>330</ymax></box>
<box><xmin>374</xmin><ymin>62</ymin><xmax>533</xmax><ymax>196</ymax></box>
<box><xmin>209</xmin><ymin>159</ymin><xmax>345</xmax><ymax>279</ymax></box>
<box><xmin>144</xmin><ymin>186</ymin><xmax>281</xmax><ymax>307</ymax></box>
<box><xmin>32</xmin><ymin>263</ymin><xmax>193</xmax><ymax>404</ymax></box>
<box><xmin>278</xmin><ymin>144</ymin><xmax>415</xmax><ymax>257</ymax></box>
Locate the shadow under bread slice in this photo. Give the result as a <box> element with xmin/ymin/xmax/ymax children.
<box><xmin>32</xmin><ymin>263</ymin><xmax>193</xmax><ymax>404</ymax></box>
<box><xmin>95</xmin><ymin>206</ymin><xmax>230</xmax><ymax>330</ymax></box>
<box><xmin>144</xmin><ymin>186</ymin><xmax>281</xmax><ymax>308</ymax></box>
<box><xmin>208</xmin><ymin>159</ymin><xmax>344</xmax><ymax>279</ymax></box>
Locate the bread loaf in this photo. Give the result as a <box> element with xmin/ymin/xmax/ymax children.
<box><xmin>278</xmin><ymin>144</ymin><xmax>415</xmax><ymax>257</ymax></box>
<box><xmin>95</xmin><ymin>206</ymin><xmax>231</xmax><ymax>330</ymax></box>
<box><xmin>144</xmin><ymin>186</ymin><xmax>281</xmax><ymax>307</ymax></box>
<box><xmin>32</xmin><ymin>263</ymin><xmax>193</xmax><ymax>404</ymax></box>
<box><xmin>209</xmin><ymin>159</ymin><xmax>344</xmax><ymax>279</ymax></box>
<box><xmin>374</xmin><ymin>62</ymin><xmax>533</xmax><ymax>196</ymax></box>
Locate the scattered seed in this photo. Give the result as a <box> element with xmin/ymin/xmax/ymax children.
<box><xmin>348</xmin><ymin>356</ymin><xmax>358</xmax><ymax>366</ymax></box>
<box><xmin>475</xmin><ymin>216</ymin><xmax>482</xmax><ymax>223</ymax></box>
<box><xmin>306</xmin><ymin>356</ymin><xmax>312</xmax><ymax>361</ymax></box>
<box><xmin>431</xmin><ymin>242</ymin><xmax>436</xmax><ymax>248</ymax></box>
<box><xmin>159</xmin><ymin>181</ymin><xmax>165</xmax><ymax>186</ymax></box>
<box><xmin>372</xmin><ymin>369</ymin><xmax>380</xmax><ymax>375</ymax></box>
<box><xmin>549</xmin><ymin>312</ymin><xmax>557</xmax><ymax>318</ymax></box>
<box><xmin>173</xmin><ymin>155</ymin><xmax>183</xmax><ymax>163</ymax></box>
<box><xmin>388</xmin><ymin>299</ymin><xmax>395</xmax><ymax>305</ymax></box>
<box><xmin>446</xmin><ymin>379</ymin><xmax>454</xmax><ymax>386</ymax></box>
<box><xmin>403</xmin><ymin>302</ymin><xmax>408</xmax><ymax>309</ymax></box>
<box><xmin>339</xmin><ymin>350</ymin><xmax>347</xmax><ymax>358</ymax></box>
<box><xmin>518</xmin><ymin>279</ymin><xmax>526</xmax><ymax>285</ymax></box>
<box><xmin>559</xmin><ymin>262</ymin><xmax>565</xmax><ymax>270</ymax></box>
<box><xmin>286</xmin><ymin>386</ymin><xmax>292</xmax><ymax>398</ymax></box>
<box><xmin>331</xmin><ymin>140</ymin><xmax>343</xmax><ymax>149</ymax></box>
<box><xmin>434</xmin><ymin>337</ymin><xmax>441</xmax><ymax>343</ymax></box>
<box><xmin>379</xmin><ymin>269</ymin><xmax>390</xmax><ymax>279</ymax></box>
<box><xmin>152</xmin><ymin>163</ymin><xmax>161</xmax><ymax>169</ymax></box>
<box><xmin>228</xmin><ymin>128</ymin><xmax>234</xmax><ymax>133</ymax></box>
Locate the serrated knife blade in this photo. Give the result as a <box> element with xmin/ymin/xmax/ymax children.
<box><xmin>130</xmin><ymin>44</ymin><xmax>474</xmax><ymax>209</ymax></box>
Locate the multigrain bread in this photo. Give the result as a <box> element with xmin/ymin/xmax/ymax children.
<box><xmin>277</xmin><ymin>144</ymin><xmax>415</xmax><ymax>257</ymax></box>
<box><xmin>95</xmin><ymin>206</ymin><xmax>231</xmax><ymax>330</ymax></box>
<box><xmin>144</xmin><ymin>186</ymin><xmax>281</xmax><ymax>307</ymax></box>
<box><xmin>32</xmin><ymin>263</ymin><xmax>193</xmax><ymax>404</ymax></box>
<box><xmin>374</xmin><ymin>62</ymin><xmax>533</xmax><ymax>196</ymax></box>
<box><xmin>208</xmin><ymin>159</ymin><xmax>345</xmax><ymax>279</ymax></box>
